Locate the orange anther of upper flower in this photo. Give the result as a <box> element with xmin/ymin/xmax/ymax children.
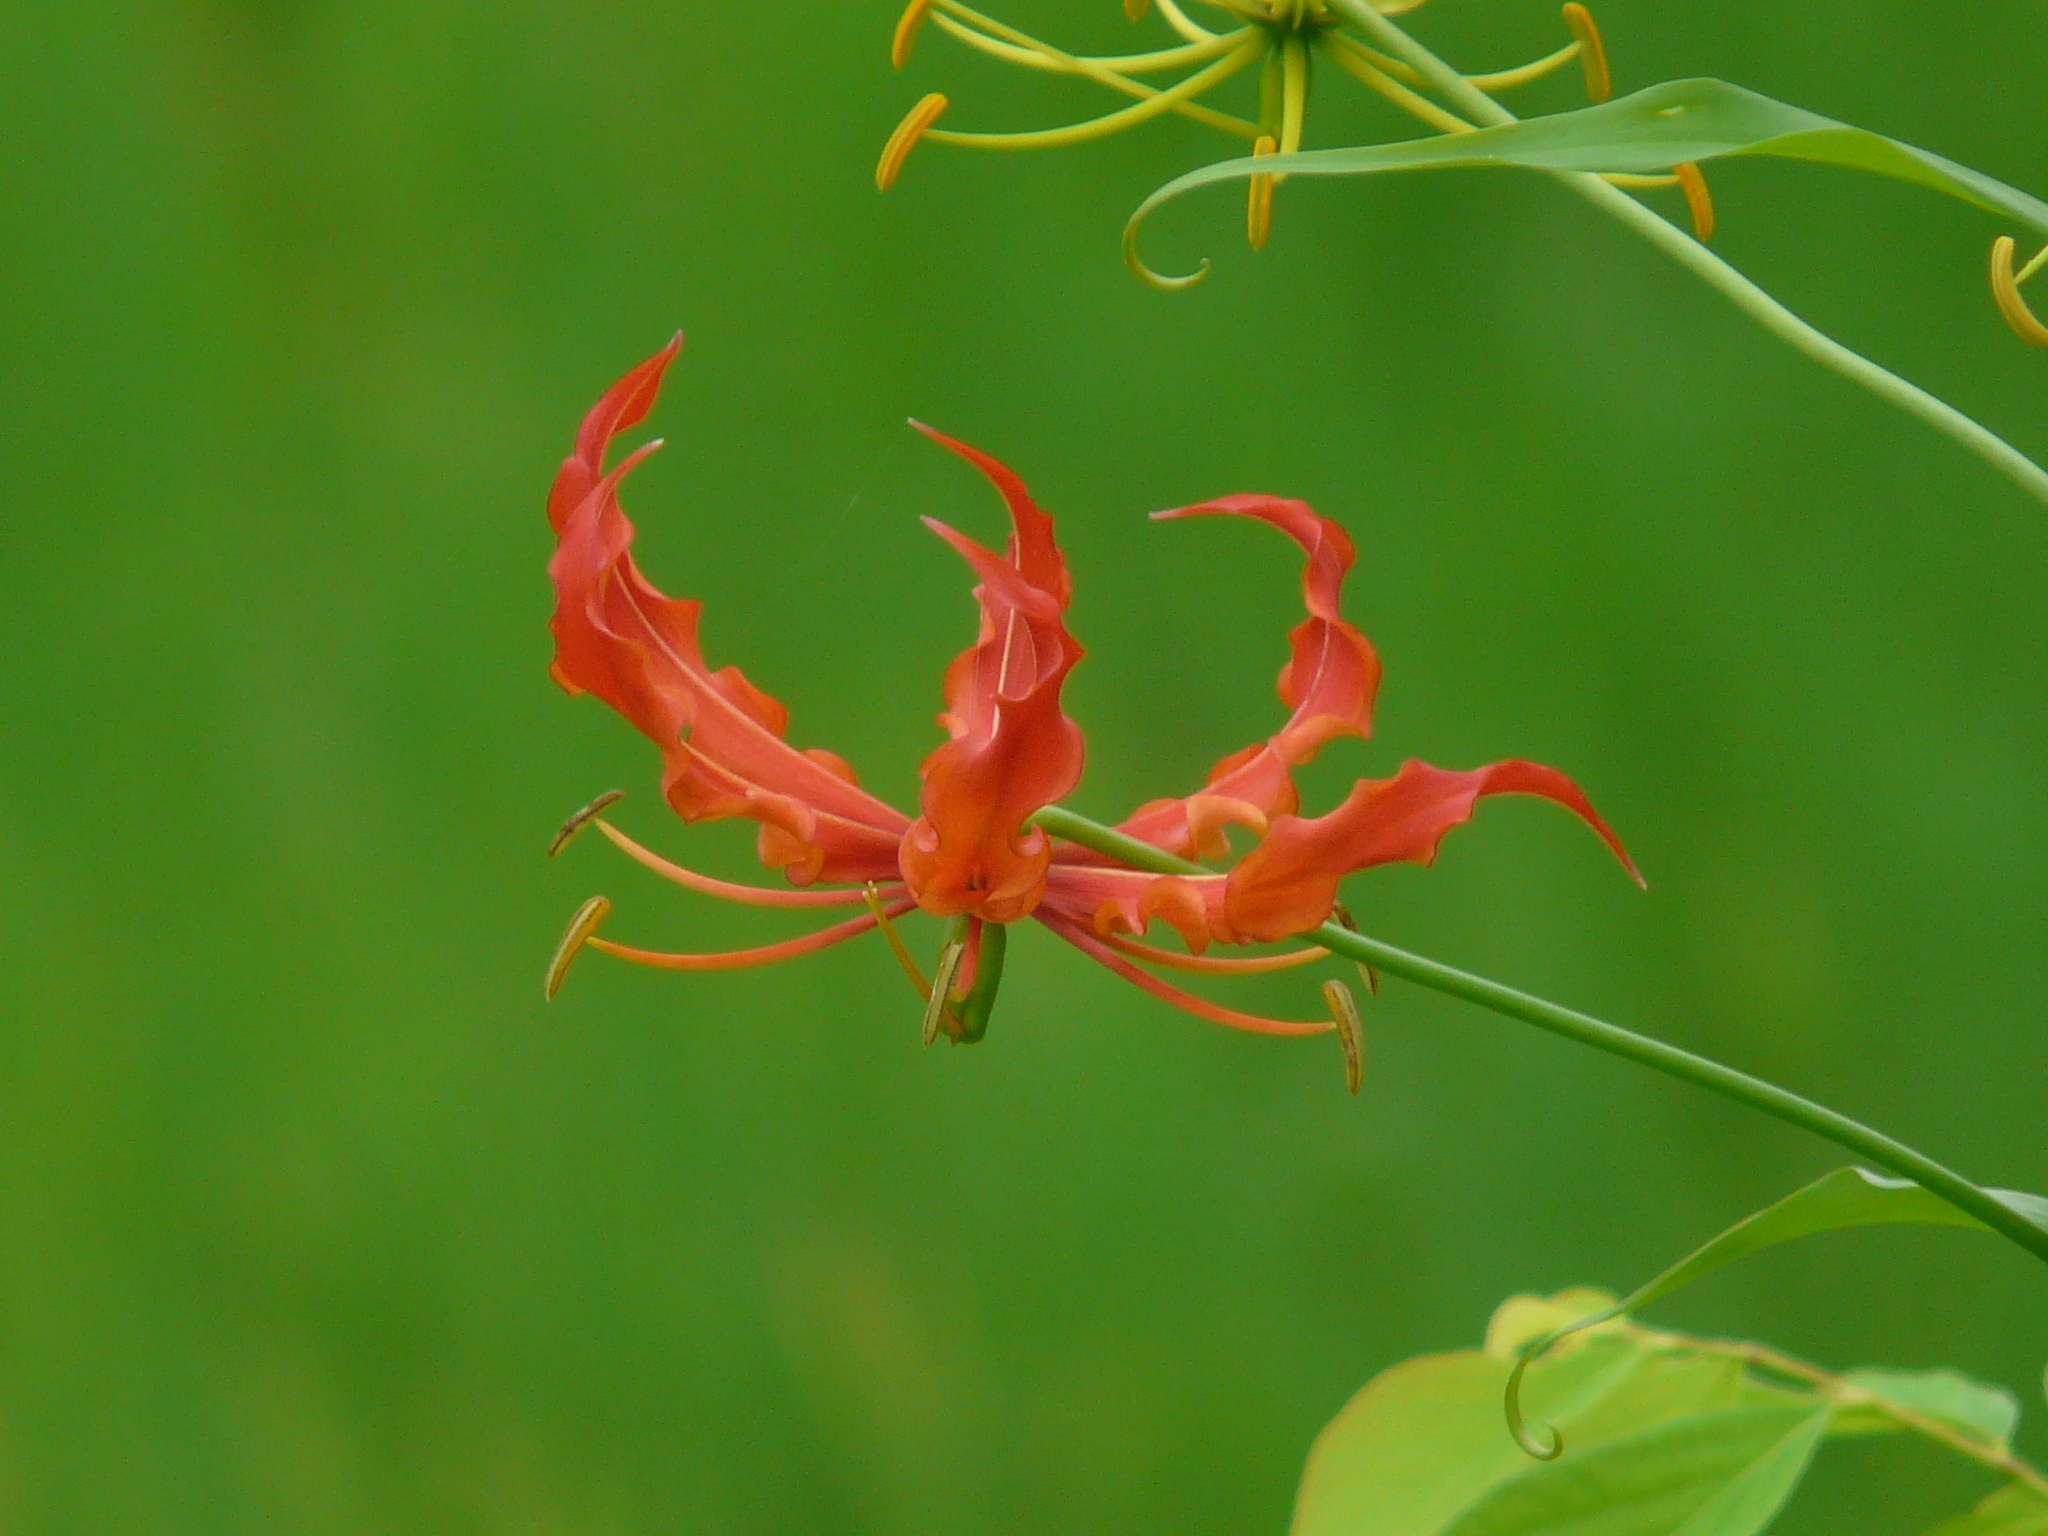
<box><xmin>878</xmin><ymin>93</ymin><xmax>949</xmax><ymax>191</ymax></box>
<box><xmin>892</xmin><ymin>0</ymin><xmax>934</xmax><ymax>70</ymax></box>
<box><xmin>1560</xmin><ymin>4</ymin><xmax>1610</xmax><ymax>103</ymax></box>
<box><xmin>1674</xmin><ymin>162</ymin><xmax>1715</xmax><ymax>242</ymax></box>
<box><xmin>544</xmin><ymin>339</ymin><xmax>1639</xmax><ymax>1043</ymax></box>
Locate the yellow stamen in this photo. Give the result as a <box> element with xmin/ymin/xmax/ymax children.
<box><xmin>927</xmin><ymin>12</ymin><xmax>1248</xmax><ymax>81</ymax></box>
<box><xmin>877</xmin><ymin>93</ymin><xmax>949</xmax><ymax>190</ymax></box>
<box><xmin>545</xmin><ymin>896</ymin><xmax>612</xmax><ymax>1001</ymax></box>
<box><xmin>1599</xmin><ymin>172</ymin><xmax>1680</xmax><ymax>189</ymax></box>
<box><xmin>1990</xmin><ymin>236</ymin><xmax>2048</xmax><ymax>347</ymax></box>
<box><xmin>1674</xmin><ymin>161</ymin><xmax>1715</xmax><ymax>242</ymax></box>
<box><xmin>925</xmin><ymin>34</ymin><xmax>1263</xmax><ymax>152</ymax></box>
<box><xmin>1560</xmin><ymin>4</ymin><xmax>1611</xmax><ymax>103</ymax></box>
<box><xmin>548</xmin><ymin>788</ymin><xmax>625</xmax><ymax>858</ymax></box>
<box><xmin>892</xmin><ymin>0</ymin><xmax>933</xmax><ymax>68</ymax></box>
<box><xmin>1324</xmin><ymin>979</ymin><xmax>1365</xmax><ymax>1095</ymax></box>
<box><xmin>1466</xmin><ymin>41</ymin><xmax>1581</xmax><ymax>93</ymax></box>
<box><xmin>1278</xmin><ymin>34</ymin><xmax>1308</xmax><ymax>157</ymax></box>
<box><xmin>926</xmin><ymin>0</ymin><xmax>1259</xmax><ymax>137</ymax></box>
<box><xmin>864</xmin><ymin>884</ymin><xmax>934</xmax><ymax>997</ymax></box>
<box><xmin>923</xmin><ymin>938</ymin><xmax>967</xmax><ymax>1046</ymax></box>
<box><xmin>1325</xmin><ymin>34</ymin><xmax>1472</xmax><ymax>137</ymax></box>
<box><xmin>1153</xmin><ymin>0</ymin><xmax>1219</xmax><ymax>42</ymax></box>
<box><xmin>1126</xmin><ymin>0</ymin><xmax>1151</xmax><ymax>19</ymax></box>
<box><xmin>1248</xmin><ymin>134</ymin><xmax>1277</xmax><ymax>251</ymax></box>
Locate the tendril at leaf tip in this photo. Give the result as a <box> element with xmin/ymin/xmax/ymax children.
<box><xmin>1503</xmin><ymin>1350</ymin><xmax>1566</xmax><ymax>1461</ymax></box>
<box><xmin>549</xmin><ymin>789</ymin><xmax>626</xmax><ymax>858</ymax></box>
<box><xmin>1122</xmin><ymin>214</ymin><xmax>1210</xmax><ymax>292</ymax></box>
<box><xmin>545</xmin><ymin>896</ymin><xmax>612</xmax><ymax>1001</ymax></box>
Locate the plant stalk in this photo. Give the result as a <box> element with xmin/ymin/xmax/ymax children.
<box><xmin>1324</xmin><ymin>0</ymin><xmax>2048</xmax><ymax>508</ymax></box>
<box><xmin>1029</xmin><ymin>803</ymin><xmax>2048</xmax><ymax>1268</ymax></box>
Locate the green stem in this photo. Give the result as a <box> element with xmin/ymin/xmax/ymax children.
<box><xmin>1323</xmin><ymin>0</ymin><xmax>2048</xmax><ymax>509</ymax></box>
<box><xmin>1029</xmin><ymin>804</ymin><xmax>2048</xmax><ymax>1268</ymax></box>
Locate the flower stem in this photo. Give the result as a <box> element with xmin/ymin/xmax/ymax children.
<box><xmin>1322</xmin><ymin>0</ymin><xmax>2048</xmax><ymax>509</ymax></box>
<box><xmin>1029</xmin><ymin>803</ymin><xmax>2048</xmax><ymax>1268</ymax></box>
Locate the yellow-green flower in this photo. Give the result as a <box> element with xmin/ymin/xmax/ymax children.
<box><xmin>878</xmin><ymin>0</ymin><xmax>1711</xmax><ymax>283</ymax></box>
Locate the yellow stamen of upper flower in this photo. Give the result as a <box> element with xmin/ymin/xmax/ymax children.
<box><xmin>1990</xmin><ymin>236</ymin><xmax>2048</xmax><ymax>347</ymax></box>
<box><xmin>925</xmin><ymin>35</ymin><xmax>1262</xmax><ymax>152</ymax></box>
<box><xmin>1675</xmin><ymin>161</ymin><xmax>1715</xmax><ymax>242</ymax></box>
<box><xmin>1248</xmin><ymin>134</ymin><xmax>1278</xmax><ymax>250</ymax></box>
<box><xmin>545</xmin><ymin>895</ymin><xmax>612</xmax><ymax>1001</ymax></box>
<box><xmin>548</xmin><ymin>788</ymin><xmax>625</xmax><ymax>858</ymax></box>
<box><xmin>1466</xmin><ymin>42</ymin><xmax>1582</xmax><ymax>94</ymax></box>
<box><xmin>1324</xmin><ymin>978</ymin><xmax>1365</xmax><ymax>1095</ymax></box>
<box><xmin>928</xmin><ymin>12</ymin><xmax>1248</xmax><ymax>82</ymax></box>
<box><xmin>1278</xmin><ymin>34</ymin><xmax>1308</xmax><ymax>156</ymax></box>
<box><xmin>877</xmin><ymin>93</ymin><xmax>949</xmax><ymax>190</ymax></box>
<box><xmin>1325</xmin><ymin>34</ymin><xmax>1473</xmax><ymax>137</ymax></box>
<box><xmin>1561</xmin><ymin>4</ymin><xmax>1611</xmax><ymax>103</ymax></box>
<box><xmin>893</xmin><ymin>0</ymin><xmax>934</xmax><ymax>68</ymax></box>
<box><xmin>1153</xmin><ymin>0</ymin><xmax>1219</xmax><ymax>42</ymax></box>
<box><xmin>921</xmin><ymin>2</ymin><xmax>1261</xmax><ymax>139</ymax></box>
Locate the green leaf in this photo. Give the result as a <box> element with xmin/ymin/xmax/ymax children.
<box><xmin>1829</xmin><ymin>1368</ymin><xmax>2021</xmax><ymax>1449</ymax></box>
<box><xmin>1126</xmin><ymin>77</ymin><xmax>2048</xmax><ymax>277</ymax></box>
<box><xmin>1292</xmin><ymin>1324</ymin><xmax>1809</xmax><ymax>1536</ymax></box>
<box><xmin>1503</xmin><ymin>1170</ymin><xmax>2048</xmax><ymax>1455</ymax></box>
<box><xmin>1442</xmin><ymin>1404</ymin><xmax>1830</xmax><ymax>1536</ymax></box>
<box><xmin>1924</xmin><ymin>1486</ymin><xmax>2048</xmax><ymax>1536</ymax></box>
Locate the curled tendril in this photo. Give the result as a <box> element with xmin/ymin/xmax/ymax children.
<box><xmin>1991</xmin><ymin>235</ymin><xmax>2048</xmax><ymax>347</ymax></box>
<box><xmin>1501</xmin><ymin>1294</ymin><xmax>1635</xmax><ymax>1459</ymax></box>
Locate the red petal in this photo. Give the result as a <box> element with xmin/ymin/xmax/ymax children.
<box><xmin>1224</xmin><ymin>758</ymin><xmax>1642</xmax><ymax>942</ymax></box>
<box><xmin>1112</xmin><ymin>496</ymin><xmax>1380</xmax><ymax>858</ymax></box>
<box><xmin>547</xmin><ymin>341</ymin><xmax>909</xmax><ymax>883</ymax></box>
<box><xmin>897</xmin><ymin>426</ymin><xmax>1086</xmax><ymax>921</ymax></box>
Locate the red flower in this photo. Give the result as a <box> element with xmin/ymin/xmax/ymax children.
<box><xmin>546</xmin><ymin>339</ymin><xmax>1640</xmax><ymax>1043</ymax></box>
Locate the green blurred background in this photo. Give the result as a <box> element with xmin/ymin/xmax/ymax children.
<box><xmin>4</xmin><ymin>1</ymin><xmax>2046</xmax><ymax>1530</ymax></box>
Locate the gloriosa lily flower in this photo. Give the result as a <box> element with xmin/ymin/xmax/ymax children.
<box><xmin>876</xmin><ymin>0</ymin><xmax>1714</xmax><ymax>282</ymax></box>
<box><xmin>544</xmin><ymin>338</ymin><xmax>1640</xmax><ymax>1065</ymax></box>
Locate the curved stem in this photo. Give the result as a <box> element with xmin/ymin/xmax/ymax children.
<box><xmin>1029</xmin><ymin>804</ymin><xmax>2048</xmax><ymax>1268</ymax></box>
<box><xmin>1322</xmin><ymin>0</ymin><xmax>2048</xmax><ymax>509</ymax></box>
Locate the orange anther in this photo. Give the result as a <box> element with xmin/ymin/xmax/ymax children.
<box><xmin>1675</xmin><ymin>162</ymin><xmax>1715</xmax><ymax>242</ymax></box>
<box><xmin>1561</xmin><ymin>4</ymin><xmax>1611</xmax><ymax>104</ymax></box>
<box><xmin>891</xmin><ymin>0</ymin><xmax>933</xmax><ymax>69</ymax></box>
<box><xmin>877</xmin><ymin>93</ymin><xmax>949</xmax><ymax>191</ymax></box>
<box><xmin>1990</xmin><ymin>236</ymin><xmax>2048</xmax><ymax>347</ymax></box>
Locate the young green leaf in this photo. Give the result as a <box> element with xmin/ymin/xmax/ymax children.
<box><xmin>1127</xmin><ymin>78</ymin><xmax>2048</xmax><ymax>253</ymax></box>
<box><xmin>1442</xmin><ymin>1403</ymin><xmax>1830</xmax><ymax>1536</ymax></box>
<box><xmin>1924</xmin><ymin>1485</ymin><xmax>2048</xmax><ymax>1536</ymax></box>
<box><xmin>1293</xmin><ymin>1310</ymin><xmax>1812</xmax><ymax>1536</ymax></box>
<box><xmin>1504</xmin><ymin>1170</ymin><xmax>2048</xmax><ymax>1457</ymax></box>
<box><xmin>1830</xmin><ymin>1368</ymin><xmax>2021</xmax><ymax>1450</ymax></box>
